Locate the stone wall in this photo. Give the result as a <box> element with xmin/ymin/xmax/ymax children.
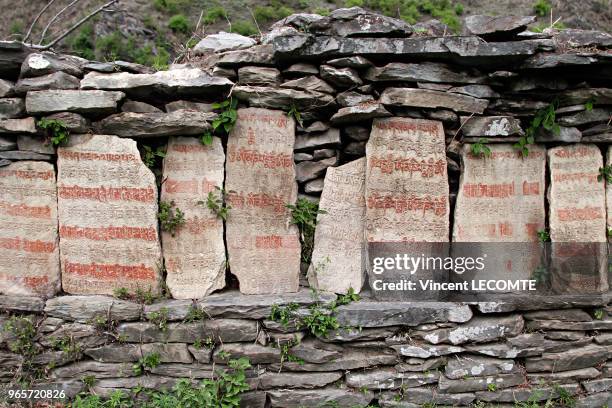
<box><xmin>1</xmin><ymin>7</ymin><xmax>612</xmax><ymax>407</ymax></box>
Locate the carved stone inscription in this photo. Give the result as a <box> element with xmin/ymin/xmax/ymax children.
<box><xmin>0</xmin><ymin>161</ymin><xmax>60</xmax><ymax>296</ymax></box>
<box><xmin>309</xmin><ymin>158</ymin><xmax>366</xmax><ymax>294</ymax></box>
<box><xmin>161</xmin><ymin>137</ymin><xmax>226</xmax><ymax>299</ymax></box>
<box><xmin>225</xmin><ymin>108</ymin><xmax>300</xmax><ymax>294</ymax></box>
<box><xmin>57</xmin><ymin>134</ymin><xmax>163</xmax><ymax>295</ymax></box>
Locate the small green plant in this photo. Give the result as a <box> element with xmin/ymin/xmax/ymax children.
<box><xmin>158</xmin><ymin>200</ymin><xmax>186</xmax><ymax>236</ymax></box>
<box><xmin>487</xmin><ymin>382</ymin><xmax>497</xmax><ymax>392</ymax></box>
<box><xmin>471</xmin><ymin>139</ymin><xmax>491</xmax><ymax>158</ymax></box>
<box><xmin>301</xmin><ymin>303</ymin><xmax>340</xmax><ymax>338</ymax></box>
<box><xmin>82</xmin><ymin>375</ymin><xmax>96</xmax><ymax>388</ymax></box>
<box><xmin>594</xmin><ymin>309</ymin><xmax>605</xmax><ymax>320</ymax></box>
<box><xmin>168</xmin><ymin>14</ymin><xmax>190</xmax><ymax>34</ymax></box>
<box><xmin>204</xmin><ymin>6</ymin><xmax>227</xmax><ymax>24</ymax></box>
<box><xmin>201</xmin><ymin>186</ymin><xmax>231</xmax><ymax>221</ymax></box>
<box><xmin>278</xmin><ymin>339</ymin><xmax>305</xmax><ymax>367</ymax></box>
<box><xmin>533</xmin><ymin>0</ymin><xmax>552</xmax><ymax>17</ymax></box>
<box><xmin>135</xmin><ymin>287</ymin><xmax>157</xmax><ymax>305</ymax></box>
<box><xmin>184</xmin><ymin>305</ymin><xmax>206</xmax><ymax>322</ymax></box>
<box><xmin>113</xmin><ymin>287</ymin><xmax>130</xmax><ymax>300</ymax></box>
<box><xmin>147</xmin><ymin>307</ymin><xmax>169</xmax><ymax>332</ymax></box>
<box><xmin>141</xmin><ymin>145</ymin><xmax>166</xmax><ymax>168</ymax></box>
<box><xmin>90</xmin><ymin>315</ymin><xmax>109</xmax><ymax>331</ymax></box>
<box><xmin>585</xmin><ymin>98</ymin><xmax>595</xmax><ymax>111</ymax></box>
<box><xmin>194</xmin><ymin>336</ymin><xmax>216</xmax><ymax>350</ymax></box>
<box><xmin>211</xmin><ymin>97</ymin><xmax>238</xmax><ymax>135</ymax></box>
<box><xmin>50</xmin><ymin>335</ymin><xmax>81</xmax><ymax>355</ymax></box>
<box><xmin>286</xmin><ymin>198</ymin><xmax>327</xmax><ymax>264</ymax></box>
<box><xmin>552</xmin><ymin>384</ymin><xmax>576</xmax><ymax>407</ymax></box>
<box><xmin>515</xmin><ymin>100</ymin><xmax>559</xmax><ymax>157</ymax></box>
<box><xmin>598</xmin><ymin>165</ymin><xmax>612</xmax><ymax>183</ymax></box>
<box><xmin>201</xmin><ymin>130</ymin><xmax>214</xmax><ymax>146</ymax></box>
<box><xmin>4</xmin><ymin>316</ymin><xmax>37</xmax><ymax>357</ymax></box>
<box><xmin>336</xmin><ymin>287</ymin><xmax>360</xmax><ymax>306</ymax></box>
<box><xmin>37</xmin><ymin>118</ymin><xmax>70</xmax><ymax>146</ymax></box>
<box><xmin>217</xmin><ymin>350</ymin><xmax>231</xmax><ymax>361</ymax></box>
<box><xmin>231</xmin><ymin>20</ymin><xmax>258</xmax><ymax>36</ymax></box>
<box><xmin>133</xmin><ymin>352</ymin><xmax>161</xmax><ymax>375</ymax></box>
<box><xmin>537</xmin><ymin>229</ymin><xmax>551</xmax><ymax>243</ymax></box>
<box><xmin>287</xmin><ymin>104</ymin><xmax>303</xmax><ymax>127</ymax></box>
<box><xmin>270</xmin><ymin>303</ymin><xmax>300</xmax><ymax>328</ymax></box>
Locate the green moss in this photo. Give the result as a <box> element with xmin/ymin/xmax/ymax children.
<box><xmin>168</xmin><ymin>14</ymin><xmax>191</xmax><ymax>34</ymax></box>
<box><xmin>204</xmin><ymin>6</ymin><xmax>227</xmax><ymax>24</ymax></box>
<box><xmin>231</xmin><ymin>20</ymin><xmax>258</xmax><ymax>36</ymax></box>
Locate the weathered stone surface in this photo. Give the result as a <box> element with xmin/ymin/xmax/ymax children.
<box><xmin>26</xmin><ymin>90</ymin><xmax>124</xmax><ymax>114</ymax></box>
<box><xmin>161</xmin><ymin>137</ymin><xmax>225</xmax><ymax>298</ymax></box>
<box><xmin>0</xmin><ymin>135</ymin><xmax>16</xmax><ymax>150</ymax></box>
<box><xmin>445</xmin><ymin>356</ymin><xmax>517</xmax><ymax>379</ymax></box>
<box><xmin>476</xmin><ymin>383</ymin><xmax>581</xmax><ymax>402</ymax></box>
<box><xmin>271</xmin><ymin>348</ymin><xmax>397</xmax><ymax>372</ymax></box>
<box><xmin>91</xmin><ymin>376</ymin><xmax>177</xmax><ymax>397</ymax></box>
<box><xmin>281</xmin><ymin>76</ymin><xmax>335</xmax><ymax>94</ymax></box>
<box><xmin>0</xmin><ymin>98</ymin><xmax>25</xmax><ymax>119</ymax></box>
<box><xmin>365</xmin><ymin>62</ymin><xmax>485</xmax><ymax>84</ymax></box>
<box><xmin>525</xmin><ymin>344</ymin><xmax>608</xmax><ymax>372</ymax></box>
<box><xmin>238</xmin><ymin>66</ymin><xmax>281</xmax><ymax>85</ymax></box>
<box><xmin>319</xmin><ymin>65</ymin><xmax>362</xmax><ymax>88</ymax></box>
<box><xmin>418</xmin><ymin>315</ymin><xmax>524</xmax><ymax>345</ymax></box>
<box><xmin>547</xmin><ymin>144</ymin><xmax>607</xmax><ymax>294</ymax></box>
<box><xmin>232</xmin><ymin>86</ymin><xmax>335</xmax><ymax>111</ymax></box>
<box><xmin>304</xmin><ymin>178</ymin><xmax>324</xmax><ymax>194</ymax></box>
<box><xmin>213</xmin><ymin>343</ymin><xmax>281</xmax><ymax>364</ymax></box>
<box><xmin>21</xmin><ymin>53</ymin><xmax>84</xmax><ymax>78</ymax></box>
<box><xmin>294</xmin><ymin>128</ymin><xmax>340</xmax><ymax>151</ymax></box>
<box><xmin>465</xmin><ymin>15</ymin><xmax>535</xmax><ymax>37</ymax></box>
<box><xmin>0</xmin><ymin>79</ymin><xmax>14</xmax><ymax>97</ymax></box>
<box><xmin>118</xmin><ymin>319</ymin><xmax>257</xmax><ymax>343</ymax></box>
<box><xmin>85</xmin><ymin>343</ymin><xmax>192</xmax><ymax>363</ymax></box>
<box><xmin>558</xmin><ymin>108</ymin><xmax>611</xmax><ymax>126</ymax></box>
<box><xmin>330</xmin><ymin>102</ymin><xmax>391</xmax><ymax>125</ymax></box>
<box><xmin>0</xmin><ymin>294</ymin><xmax>45</xmax><ymax>312</ymax></box>
<box><xmin>17</xmin><ymin>135</ymin><xmax>54</xmax><ymax>154</ymax></box>
<box><xmin>193</xmin><ymin>32</ymin><xmax>256</xmax><ymax>54</ymax></box>
<box><xmin>0</xmin><ymin>117</ymin><xmax>37</xmax><ymax>134</ymax></box>
<box><xmin>460</xmin><ymin>116</ymin><xmax>524</xmax><ymax>137</ymax></box>
<box><xmin>0</xmin><ymin>161</ymin><xmax>59</xmax><ymax>296</ymax></box>
<box><xmin>346</xmin><ymin>367</ymin><xmax>438</xmax><ymax>390</ymax></box>
<box><xmin>439</xmin><ymin>372</ymin><xmax>524</xmax><ymax>392</ymax></box>
<box><xmin>96</xmin><ymin>110</ymin><xmax>213</xmax><ymax>138</ymax></box>
<box><xmin>51</xmin><ymin>361</ymin><xmax>136</xmax><ymax>379</ymax></box>
<box><xmin>327</xmin><ymin>56</ymin><xmax>373</xmax><ymax>69</ymax></box>
<box><xmin>216</xmin><ymin>44</ymin><xmax>275</xmax><ymax>67</ymax></box>
<box><xmin>380</xmin><ymin>88</ymin><xmax>488</xmax><ymax>113</ymax></box>
<box><xmin>84</xmin><ymin>61</ymin><xmax>154</xmax><ymax>74</ymax></box>
<box><xmin>284</xmin><ymin>63</ymin><xmax>319</xmax><ymax>76</ymax></box>
<box><xmin>188</xmin><ymin>346</ymin><xmax>213</xmax><ymax>363</ymax></box>
<box><xmin>576</xmin><ymin>392</ymin><xmax>612</xmax><ymax>408</ymax></box>
<box><xmin>0</xmin><ymin>41</ymin><xmax>30</xmax><ymax>77</ymax></box>
<box><xmin>583</xmin><ymin>378</ymin><xmax>612</xmax><ymax>393</ymax></box>
<box><xmin>44</xmin><ymin>295</ymin><xmax>141</xmax><ymax>322</ymax></box>
<box><xmin>42</xmin><ymin>322</ymin><xmax>106</xmax><ymax>349</ymax></box>
<box><xmin>344</xmin><ymin>125</ymin><xmax>370</xmax><ymax>141</ymax></box>
<box><xmin>308</xmin><ymin>158</ymin><xmax>365</xmax><ymax>294</ymax></box>
<box><xmin>226</xmin><ymin>108</ymin><xmax>300</xmax><ymax>294</ymax></box>
<box><xmin>523</xmin><ymin>308</ymin><xmax>593</xmax><ymax>321</ymax></box>
<box><xmin>337</xmin><ymin>91</ymin><xmax>374</xmax><ymax>107</ymax></box>
<box><xmin>148</xmin><ymin>363</ymin><xmax>215</xmax><ymax>378</ymax></box>
<box><xmin>525</xmin><ymin>319</ymin><xmax>612</xmax><ymax>331</ymax></box>
<box><xmin>268</xmin><ymin>387</ymin><xmax>373</xmax><ymax>408</ymax></box>
<box><xmin>165</xmin><ymin>100</ymin><xmax>214</xmax><ymax>113</ymax></box>
<box><xmin>44</xmin><ymin>112</ymin><xmax>90</xmax><ymax>133</ymax></box>
<box><xmin>554</xmin><ymin>29</ymin><xmax>612</xmax><ymax>48</ymax></box>
<box><xmin>14</xmin><ymin>72</ymin><xmax>80</xmax><ymax>95</ymax></box>
<box><xmin>314</xmin><ymin>148</ymin><xmax>337</xmax><ymax>158</ymax></box>
<box><xmin>527</xmin><ymin>367</ymin><xmax>601</xmax><ymax>383</ymax></box>
<box><xmin>255</xmin><ymin>371</ymin><xmax>342</xmax><ymax>389</ymax></box>
<box><xmin>57</xmin><ymin>135</ymin><xmax>163</xmax><ymax>295</ymax></box>
<box><xmin>536</xmin><ymin>126</ymin><xmax>582</xmax><ymax>143</ymax></box>
<box><xmin>121</xmin><ymin>100</ymin><xmax>162</xmax><ymax>113</ymax></box>
<box><xmin>380</xmin><ymin>389</ymin><xmax>474</xmax><ymax>406</ymax></box>
<box><xmin>296</xmin><ymin>156</ymin><xmax>337</xmax><ymax>183</ymax></box>
<box><xmin>0</xmin><ymin>150</ymin><xmax>52</xmax><ymax>161</ymax></box>
<box><xmin>335</xmin><ymin>301</ymin><xmax>472</xmax><ymax>327</ymax></box>
<box><xmin>80</xmin><ymin>69</ymin><xmax>233</xmax><ymax>98</ymax></box>
<box><xmin>309</xmin><ymin>7</ymin><xmax>412</xmax><ymax>37</ymax></box>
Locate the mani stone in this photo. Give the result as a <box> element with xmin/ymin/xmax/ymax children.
<box><xmin>308</xmin><ymin>158</ymin><xmax>366</xmax><ymax>294</ymax></box>
<box><xmin>547</xmin><ymin>144</ymin><xmax>608</xmax><ymax>294</ymax></box>
<box><xmin>161</xmin><ymin>137</ymin><xmax>226</xmax><ymax>299</ymax></box>
<box><xmin>0</xmin><ymin>161</ymin><xmax>60</xmax><ymax>297</ymax></box>
<box><xmin>26</xmin><ymin>90</ymin><xmax>125</xmax><ymax>115</ymax></box>
<box><xmin>225</xmin><ymin>108</ymin><xmax>300</xmax><ymax>294</ymax></box>
<box><xmin>452</xmin><ymin>144</ymin><xmax>546</xmax><ymax>294</ymax></box>
<box><xmin>365</xmin><ymin>118</ymin><xmax>449</xmax><ymax>300</ymax></box>
<box><xmin>57</xmin><ymin>134</ymin><xmax>163</xmax><ymax>295</ymax></box>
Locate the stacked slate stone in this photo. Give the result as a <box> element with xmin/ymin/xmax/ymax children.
<box><xmin>0</xmin><ymin>6</ymin><xmax>612</xmax><ymax>407</ymax></box>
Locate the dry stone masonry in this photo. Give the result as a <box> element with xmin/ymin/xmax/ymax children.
<box><xmin>0</xmin><ymin>6</ymin><xmax>612</xmax><ymax>407</ymax></box>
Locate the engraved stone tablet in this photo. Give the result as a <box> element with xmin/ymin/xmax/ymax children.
<box><xmin>225</xmin><ymin>108</ymin><xmax>300</xmax><ymax>294</ymax></box>
<box><xmin>308</xmin><ymin>158</ymin><xmax>366</xmax><ymax>294</ymax></box>
<box><xmin>57</xmin><ymin>135</ymin><xmax>162</xmax><ymax>295</ymax></box>
<box><xmin>161</xmin><ymin>137</ymin><xmax>226</xmax><ymax>299</ymax></box>
<box><xmin>0</xmin><ymin>161</ymin><xmax>60</xmax><ymax>296</ymax></box>
<box><xmin>548</xmin><ymin>144</ymin><xmax>607</xmax><ymax>293</ymax></box>
<box><xmin>365</xmin><ymin>118</ymin><xmax>449</xmax><ymax>300</ymax></box>
<box><xmin>452</xmin><ymin>144</ymin><xmax>546</xmax><ymax>295</ymax></box>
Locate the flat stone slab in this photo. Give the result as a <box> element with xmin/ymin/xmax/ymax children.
<box><xmin>308</xmin><ymin>158</ymin><xmax>366</xmax><ymax>294</ymax></box>
<box><xmin>268</xmin><ymin>387</ymin><xmax>373</xmax><ymax>408</ymax></box>
<box><xmin>232</xmin><ymin>86</ymin><xmax>335</xmax><ymax>111</ymax></box>
<box><xmin>117</xmin><ymin>319</ymin><xmax>257</xmax><ymax>343</ymax></box>
<box><xmin>346</xmin><ymin>367</ymin><xmax>438</xmax><ymax>390</ymax></box>
<box><xmin>365</xmin><ymin>62</ymin><xmax>486</xmax><ymax>84</ymax></box>
<box><xmin>460</xmin><ymin>116</ymin><xmax>524</xmax><ymax>137</ymax></box>
<box><xmin>525</xmin><ymin>344</ymin><xmax>608</xmax><ymax>372</ymax></box>
<box><xmin>0</xmin><ymin>161</ymin><xmax>60</xmax><ymax>296</ymax></box>
<box><xmin>225</xmin><ymin>108</ymin><xmax>300</xmax><ymax>294</ymax></box>
<box><xmin>44</xmin><ymin>295</ymin><xmax>142</xmax><ymax>322</ymax></box>
<box><xmin>0</xmin><ymin>98</ymin><xmax>25</xmax><ymax>119</ymax></box>
<box><xmin>26</xmin><ymin>90</ymin><xmax>125</xmax><ymax>114</ymax></box>
<box><xmin>0</xmin><ymin>294</ymin><xmax>45</xmax><ymax>312</ymax></box>
<box><xmin>0</xmin><ymin>117</ymin><xmax>37</xmax><ymax>134</ymax></box>
<box><xmin>161</xmin><ymin>137</ymin><xmax>226</xmax><ymax>299</ymax></box>
<box><xmin>415</xmin><ymin>315</ymin><xmax>524</xmax><ymax>345</ymax></box>
<box><xmin>465</xmin><ymin>15</ymin><xmax>535</xmax><ymax>37</ymax></box>
<box><xmin>96</xmin><ymin>110</ymin><xmax>214</xmax><ymax>138</ymax></box>
<box><xmin>57</xmin><ymin>135</ymin><xmax>163</xmax><ymax>295</ymax></box>
<box><xmin>380</xmin><ymin>88</ymin><xmax>488</xmax><ymax>113</ymax></box>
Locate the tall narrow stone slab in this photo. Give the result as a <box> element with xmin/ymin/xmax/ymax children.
<box><xmin>225</xmin><ymin>108</ymin><xmax>300</xmax><ymax>294</ymax></box>
<box><xmin>365</xmin><ymin>118</ymin><xmax>449</xmax><ymax>300</ymax></box>
<box><xmin>308</xmin><ymin>158</ymin><xmax>366</xmax><ymax>294</ymax></box>
<box><xmin>452</xmin><ymin>144</ymin><xmax>546</xmax><ymax>296</ymax></box>
<box><xmin>0</xmin><ymin>161</ymin><xmax>59</xmax><ymax>296</ymax></box>
<box><xmin>548</xmin><ymin>144</ymin><xmax>607</xmax><ymax>293</ymax></box>
<box><xmin>57</xmin><ymin>135</ymin><xmax>162</xmax><ymax>295</ymax></box>
<box><xmin>161</xmin><ymin>137</ymin><xmax>226</xmax><ymax>299</ymax></box>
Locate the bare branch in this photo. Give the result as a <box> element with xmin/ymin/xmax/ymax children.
<box><xmin>24</xmin><ymin>0</ymin><xmax>58</xmax><ymax>42</ymax></box>
<box><xmin>40</xmin><ymin>0</ymin><xmax>81</xmax><ymax>45</ymax></box>
<box><xmin>38</xmin><ymin>0</ymin><xmax>120</xmax><ymax>50</ymax></box>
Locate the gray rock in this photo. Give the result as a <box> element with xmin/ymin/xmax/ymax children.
<box><xmin>545</xmin><ymin>331</ymin><xmax>586</xmax><ymax>341</ymax></box>
<box><xmin>303</xmin><ymin>121</ymin><xmax>329</xmax><ymax>133</ymax></box>
<box><xmin>80</xmin><ymin>69</ymin><xmax>233</xmax><ymax>99</ymax></box>
<box><xmin>464</xmin><ymin>15</ymin><xmax>536</xmax><ymax>37</ymax></box>
<box><xmin>439</xmin><ymin>372</ymin><xmax>524</xmax><ymax>392</ymax></box>
<box><xmin>460</xmin><ymin>116</ymin><xmax>524</xmax><ymax>137</ymax></box>
<box><xmin>527</xmin><ymin>367</ymin><xmax>601</xmax><ymax>384</ymax></box>
<box><xmin>326</xmin><ymin>56</ymin><xmax>373</xmax><ymax>69</ymax></box>
<box><xmin>365</xmin><ymin>62</ymin><xmax>486</xmax><ymax>84</ymax></box>
<box><xmin>296</xmin><ymin>156</ymin><xmax>337</xmax><ymax>183</ymax></box>
<box><xmin>44</xmin><ymin>112</ymin><xmax>90</xmax><ymax>133</ymax></box>
<box><xmin>562</xmin><ymin>88</ymin><xmax>612</xmax><ymax>105</ymax></box>
<box><xmin>85</xmin><ymin>343</ymin><xmax>192</xmax><ymax>363</ymax></box>
<box><xmin>149</xmin><ymin>363</ymin><xmax>214</xmax><ymax>378</ymax></box>
<box><xmin>391</xmin><ymin>343</ymin><xmax>465</xmax><ymax>358</ymax></box>
<box><xmin>576</xmin><ymin>392</ymin><xmax>612</xmax><ymax>408</ymax></box>
<box><xmin>232</xmin><ymin>86</ymin><xmax>335</xmax><ymax>110</ymax></box>
<box><xmin>42</xmin><ymin>323</ymin><xmax>106</xmax><ymax>349</ymax></box>
<box><xmin>295</xmin><ymin>128</ymin><xmax>341</xmax><ymax>151</ymax></box>
<box><xmin>238</xmin><ymin>66</ymin><xmax>281</xmax><ymax>85</ymax></box>
<box><xmin>346</xmin><ymin>368</ymin><xmax>438</xmax><ymax>390</ymax></box>
<box><xmin>96</xmin><ymin>110</ymin><xmax>214</xmax><ymax>137</ymax></box>
<box><xmin>17</xmin><ymin>135</ymin><xmax>54</xmax><ymax>154</ymax></box>
<box><xmin>51</xmin><ymin>361</ymin><xmax>136</xmax><ymax>379</ymax></box>
<box><xmin>144</xmin><ymin>300</ymin><xmax>200</xmax><ymax>321</ymax></box>
<box><xmin>558</xmin><ymin>108</ymin><xmax>611</xmax><ymax>126</ymax></box>
<box><xmin>26</xmin><ymin>90</ymin><xmax>124</xmax><ymax>114</ymax></box>
<box><xmin>309</xmin><ymin>7</ymin><xmax>412</xmax><ymax>37</ymax></box>
<box><xmin>595</xmin><ymin>332</ymin><xmax>612</xmax><ymax>345</ymax></box>
<box><xmin>268</xmin><ymin>387</ymin><xmax>373</xmax><ymax>408</ymax></box>
<box><xmin>255</xmin><ymin>371</ymin><xmax>342</xmax><ymax>390</ymax></box>
<box><xmin>0</xmin><ymin>294</ymin><xmax>45</xmax><ymax>312</ymax></box>
<box><xmin>284</xmin><ymin>63</ymin><xmax>319</xmax><ymax>76</ymax></box>
<box><xmin>188</xmin><ymin>345</ymin><xmax>213</xmax><ymax>363</ymax></box>
<box><xmin>445</xmin><ymin>356</ymin><xmax>517</xmax><ymax>379</ymax></box>
<box><xmin>521</xmin><ymin>53</ymin><xmax>599</xmax><ymax>69</ymax></box>
<box><xmin>319</xmin><ymin>65</ymin><xmax>362</xmax><ymax>88</ymax></box>
<box><xmin>0</xmin><ymin>117</ymin><xmax>37</xmax><ymax>134</ymax></box>
<box><xmin>165</xmin><ymin>100</ymin><xmax>214</xmax><ymax>113</ymax></box>
<box><xmin>535</xmin><ymin>126</ymin><xmax>582</xmax><ymax>143</ymax></box>
<box><xmin>92</xmin><ymin>376</ymin><xmax>178</xmax><ymax>397</ymax></box>
<box><xmin>0</xmin><ymin>150</ymin><xmax>52</xmax><ymax>161</ymax></box>
<box><xmin>44</xmin><ymin>295</ymin><xmax>142</xmax><ymax>323</ymax></box>
<box><xmin>321</xmin><ymin>326</ymin><xmax>398</xmax><ymax>342</ymax></box>
<box><xmin>313</xmin><ymin>149</ymin><xmax>336</xmax><ymax>159</ymax></box>
<box><xmin>343</xmin><ymin>125</ymin><xmax>370</xmax><ymax>141</ymax></box>
<box><xmin>416</xmin><ymin>315</ymin><xmax>523</xmax><ymax>345</ymax></box>
<box><xmin>475</xmin><ymin>383</ymin><xmax>581</xmax><ymax>402</ymax></box>
<box><xmin>216</xmin><ymin>44</ymin><xmax>275</xmax><ymax>67</ymax></box>
<box><xmin>330</xmin><ymin>102</ymin><xmax>391</xmax><ymax>124</ymax></box>
<box><xmin>198</xmin><ymin>289</ymin><xmax>336</xmax><ymax>319</ymax></box>
<box><xmin>450</xmin><ymin>84</ymin><xmax>500</xmax><ymax>99</ymax></box>
<box><xmin>380</xmin><ymin>389</ymin><xmax>475</xmax><ymax>406</ymax></box>
<box><xmin>337</xmin><ymin>91</ymin><xmax>374</xmax><ymax>107</ymax></box>
<box><xmin>0</xmin><ymin>41</ymin><xmax>30</xmax><ymax>77</ymax></box>
<box><xmin>523</xmin><ymin>309</ymin><xmax>593</xmax><ymax>321</ymax></box>
<box><xmin>344</xmin><ymin>141</ymin><xmax>366</xmax><ymax>156</ymax></box>
<box><xmin>294</xmin><ymin>152</ymin><xmax>313</xmax><ymax>162</ymax></box>
<box><xmin>281</xmin><ymin>76</ymin><xmax>335</xmax><ymax>94</ymax></box>
<box><xmin>14</xmin><ymin>72</ymin><xmax>80</xmax><ymax>94</ymax></box>
<box><xmin>271</xmin><ymin>348</ymin><xmax>397</xmax><ymax>372</ymax></box>
<box><xmin>554</xmin><ymin>29</ymin><xmax>612</xmax><ymax>48</ymax></box>
<box><xmin>381</xmin><ymin>88</ymin><xmax>488</xmax><ymax>113</ymax></box>
<box><xmin>211</xmin><ymin>66</ymin><xmax>236</xmax><ymax>79</ymax></box>
<box><xmin>0</xmin><ymin>79</ymin><xmax>13</xmax><ymax>97</ymax></box>
<box><xmin>0</xmin><ymin>135</ymin><xmax>16</xmax><ymax>151</ymax></box>
<box><xmin>395</xmin><ymin>357</ymin><xmax>446</xmax><ymax>372</ymax></box>
<box><xmin>427</xmin><ymin>109</ymin><xmax>458</xmax><ymax>124</ymax></box>
<box><xmin>83</xmin><ymin>60</ymin><xmax>154</xmax><ymax>74</ymax></box>
<box><xmin>0</xmin><ymin>98</ymin><xmax>25</xmax><ymax>119</ymax></box>
<box><xmin>526</xmin><ymin>344</ymin><xmax>608</xmax><ymax>372</ymax></box>
<box><xmin>304</xmin><ymin>178</ymin><xmax>324</xmax><ymax>194</ymax></box>
<box><xmin>213</xmin><ymin>343</ymin><xmax>281</xmax><ymax>364</ymax></box>
<box><xmin>336</xmin><ymin>301</ymin><xmax>472</xmax><ymax>328</ymax></box>
<box><xmin>121</xmin><ymin>100</ymin><xmax>162</xmax><ymax>113</ymax></box>
<box><xmin>21</xmin><ymin>52</ymin><xmax>84</xmax><ymax>78</ymax></box>
<box><xmin>583</xmin><ymin>378</ymin><xmax>612</xmax><ymax>393</ymax></box>
<box><xmin>193</xmin><ymin>32</ymin><xmax>256</xmax><ymax>54</ymax></box>
<box><xmin>117</xmin><ymin>319</ymin><xmax>257</xmax><ymax>343</ymax></box>
<box><xmin>32</xmin><ymin>349</ymin><xmax>82</xmax><ymax>367</ymax></box>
